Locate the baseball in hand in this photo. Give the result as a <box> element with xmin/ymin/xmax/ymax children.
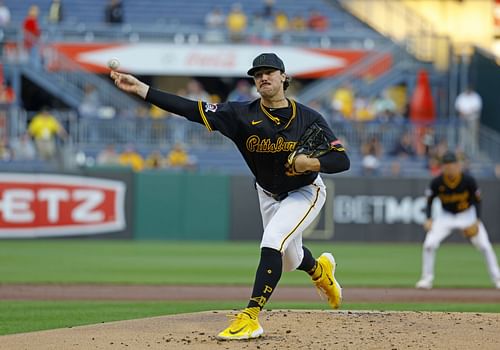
<box><xmin>107</xmin><ymin>58</ymin><xmax>120</xmax><ymax>70</ymax></box>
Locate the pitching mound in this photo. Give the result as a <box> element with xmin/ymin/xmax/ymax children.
<box><xmin>1</xmin><ymin>310</ymin><xmax>499</xmax><ymax>350</ymax></box>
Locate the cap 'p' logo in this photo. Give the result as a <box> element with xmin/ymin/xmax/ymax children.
<box><xmin>257</xmin><ymin>55</ymin><xmax>267</xmax><ymax>64</ymax></box>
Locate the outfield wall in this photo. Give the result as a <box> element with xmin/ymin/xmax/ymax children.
<box><xmin>230</xmin><ymin>175</ymin><xmax>500</xmax><ymax>243</ymax></box>
<box><xmin>0</xmin><ymin>171</ymin><xmax>499</xmax><ymax>242</ymax></box>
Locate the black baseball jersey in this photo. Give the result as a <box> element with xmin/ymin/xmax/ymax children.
<box><xmin>425</xmin><ymin>172</ymin><xmax>481</xmax><ymax>218</ymax></box>
<box><xmin>146</xmin><ymin>88</ymin><xmax>349</xmax><ymax>195</ymax></box>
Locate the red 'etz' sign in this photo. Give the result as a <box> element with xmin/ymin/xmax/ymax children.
<box><xmin>0</xmin><ymin>174</ymin><xmax>126</xmax><ymax>238</ymax></box>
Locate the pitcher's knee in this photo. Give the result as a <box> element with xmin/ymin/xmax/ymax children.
<box><xmin>423</xmin><ymin>242</ymin><xmax>438</xmax><ymax>251</ymax></box>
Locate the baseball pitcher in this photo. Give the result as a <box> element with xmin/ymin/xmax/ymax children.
<box><xmin>111</xmin><ymin>53</ymin><xmax>350</xmax><ymax>340</ymax></box>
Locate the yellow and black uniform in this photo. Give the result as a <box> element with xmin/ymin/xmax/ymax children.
<box><xmin>425</xmin><ymin>172</ymin><xmax>481</xmax><ymax>219</ymax></box>
<box><xmin>116</xmin><ymin>52</ymin><xmax>350</xmax><ymax>339</ymax></box>
<box><xmin>416</xmin><ymin>151</ymin><xmax>500</xmax><ymax>290</ymax></box>
<box><xmin>145</xmin><ymin>86</ymin><xmax>349</xmax><ymax>323</ymax></box>
<box><xmin>145</xmin><ymin>90</ymin><xmax>349</xmax><ymax>196</ymax></box>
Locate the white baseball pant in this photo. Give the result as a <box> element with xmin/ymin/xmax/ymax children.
<box><xmin>420</xmin><ymin>206</ymin><xmax>500</xmax><ymax>284</ymax></box>
<box><xmin>256</xmin><ymin>175</ymin><xmax>326</xmax><ymax>272</ymax></box>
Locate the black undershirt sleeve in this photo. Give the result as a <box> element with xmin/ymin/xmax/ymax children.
<box><xmin>145</xmin><ymin>87</ymin><xmax>201</xmax><ymax>122</ymax></box>
<box><xmin>473</xmin><ymin>201</ymin><xmax>481</xmax><ymax>219</ymax></box>
<box><xmin>425</xmin><ymin>195</ymin><xmax>434</xmax><ymax>219</ymax></box>
<box><xmin>468</xmin><ymin>176</ymin><xmax>482</xmax><ymax>219</ymax></box>
<box><xmin>318</xmin><ymin>151</ymin><xmax>350</xmax><ymax>174</ymax></box>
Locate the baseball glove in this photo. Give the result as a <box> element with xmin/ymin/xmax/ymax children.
<box><xmin>463</xmin><ymin>222</ymin><xmax>479</xmax><ymax>238</ymax></box>
<box><xmin>285</xmin><ymin>123</ymin><xmax>335</xmax><ymax>176</ymax></box>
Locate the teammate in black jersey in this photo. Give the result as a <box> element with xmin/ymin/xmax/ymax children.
<box><xmin>416</xmin><ymin>151</ymin><xmax>500</xmax><ymax>289</ymax></box>
<box><xmin>111</xmin><ymin>53</ymin><xmax>349</xmax><ymax>340</ymax></box>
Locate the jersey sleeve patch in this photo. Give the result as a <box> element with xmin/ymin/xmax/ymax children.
<box><xmin>205</xmin><ymin>103</ymin><xmax>218</xmax><ymax>113</ymax></box>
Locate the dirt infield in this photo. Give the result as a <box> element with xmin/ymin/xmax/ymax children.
<box><xmin>1</xmin><ymin>285</ymin><xmax>500</xmax><ymax>349</ymax></box>
<box><xmin>1</xmin><ymin>284</ymin><xmax>500</xmax><ymax>303</ymax></box>
<box><xmin>1</xmin><ymin>310</ymin><xmax>500</xmax><ymax>350</ymax></box>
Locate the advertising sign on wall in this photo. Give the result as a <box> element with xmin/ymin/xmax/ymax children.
<box><xmin>50</xmin><ymin>43</ymin><xmax>392</xmax><ymax>78</ymax></box>
<box><xmin>0</xmin><ymin>174</ymin><xmax>126</xmax><ymax>238</ymax></box>
<box><xmin>229</xmin><ymin>176</ymin><xmax>500</xmax><ymax>242</ymax></box>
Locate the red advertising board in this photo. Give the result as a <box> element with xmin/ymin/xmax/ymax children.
<box><xmin>0</xmin><ymin>174</ymin><xmax>126</xmax><ymax>238</ymax></box>
<box><xmin>47</xmin><ymin>43</ymin><xmax>392</xmax><ymax>78</ymax></box>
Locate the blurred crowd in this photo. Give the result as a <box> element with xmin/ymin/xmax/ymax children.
<box><xmin>204</xmin><ymin>0</ymin><xmax>330</xmax><ymax>43</ymax></box>
<box><xmin>1</xmin><ymin>72</ymin><xmax>492</xmax><ymax>178</ymax></box>
<box><xmin>0</xmin><ymin>1</ymin><xmax>496</xmax><ymax>178</ymax></box>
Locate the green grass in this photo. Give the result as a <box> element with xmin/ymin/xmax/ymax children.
<box><xmin>1</xmin><ymin>240</ymin><xmax>499</xmax><ymax>335</ymax></box>
<box><xmin>0</xmin><ymin>240</ymin><xmax>498</xmax><ymax>288</ymax></box>
<box><xmin>2</xmin><ymin>300</ymin><xmax>500</xmax><ymax>336</ymax></box>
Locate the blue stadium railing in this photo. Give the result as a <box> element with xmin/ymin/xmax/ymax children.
<box><xmin>3</xmin><ymin>106</ymin><xmax>499</xmax><ymax>177</ymax></box>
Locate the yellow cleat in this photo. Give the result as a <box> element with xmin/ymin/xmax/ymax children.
<box><xmin>313</xmin><ymin>252</ymin><xmax>342</xmax><ymax>309</ymax></box>
<box><xmin>216</xmin><ymin>312</ymin><xmax>264</xmax><ymax>340</ymax></box>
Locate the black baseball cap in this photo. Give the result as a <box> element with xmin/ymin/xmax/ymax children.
<box><xmin>247</xmin><ymin>53</ymin><xmax>285</xmax><ymax>76</ymax></box>
<box><xmin>441</xmin><ymin>151</ymin><xmax>457</xmax><ymax>164</ymax></box>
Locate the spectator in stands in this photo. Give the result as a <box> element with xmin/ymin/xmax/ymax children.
<box><xmin>79</xmin><ymin>84</ymin><xmax>101</xmax><ymax>118</ymax></box>
<box><xmin>272</xmin><ymin>10</ymin><xmax>289</xmax><ymax>42</ymax></box>
<box><xmin>455</xmin><ymin>86</ymin><xmax>482</xmax><ymax>156</ymax></box>
<box><xmin>422</xmin><ymin>127</ymin><xmax>435</xmax><ymax>158</ymax></box>
<box><xmin>372</xmin><ymin>91</ymin><xmax>397</xmax><ymax>122</ymax></box>
<box><xmin>390</xmin><ymin>132</ymin><xmax>415</xmax><ymax>159</ymax></box>
<box><xmin>226</xmin><ymin>3</ymin><xmax>247</xmax><ymax>42</ymax></box>
<box><xmin>28</xmin><ymin>107</ymin><xmax>67</xmax><ymax>161</ymax></box>
<box><xmin>0</xmin><ymin>1</ymin><xmax>11</xmax><ymax>27</ymax></box>
<box><xmin>353</xmin><ymin>96</ymin><xmax>375</xmax><ymax>122</ymax></box>
<box><xmin>10</xmin><ymin>132</ymin><xmax>36</xmax><ymax>161</ymax></box>
<box><xmin>22</xmin><ymin>5</ymin><xmax>41</xmax><ymax>67</ymax></box>
<box><xmin>361</xmin><ymin>135</ymin><xmax>383</xmax><ymax>176</ymax></box>
<box><xmin>118</xmin><ymin>144</ymin><xmax>144</xmax><ymax>172</ymax></box>
<box><xmin>97</xmin><ymin>144</ymin><xmax>120</xmax><ymax>166</ymax></box>
<box><xmin>48</xmin><ymin>0</ymin><xmax>63</xmax><ymax>24</ymax></box>
<box><xmin>165</xmin><ymin>143</ymin><xmax>195</xmax><ymax>170</ymax></box>
<box><xmin>148</xmin><ymin>104</ymin><xmax>168</xmax><ymax>142</ymax></box>
<box><xmin>78</xmin><ymin>84</ymin><xmax>102</xmax><ymax>141</ymax></box>
<box><xmin>227</xmin><ymin>79</ymin><xmax>253</xmax><ymax>102</ymax></box>
<box><xmin>427</xmin><ymin>139</ymin><xmax>448</xmax><ymax>176</ymax></box>
<box><xmin>331</xmin><ymin>84</ymin><xmax>354</xmax><ymax>120</ymax></box>
<box><xmin>290</xmin><ymin>13</ymin><xmax>307</xmax><ymax>32</ymax></box>
<box><xmin>145</xmin><ymin>150</ymin><xmax>166</xmax><ymax>169</ymax></box>
<box><xmin>186</xmin><ymin>79</ymin><xmax>210</xmax><ymax>101</ymax></box>
<box><xmin>274</xmin><ymin>10</ymin><xmax>289</xmax><ymax>33</ymax></box>
<box><xmin>205</xmin><ymin>7</ymin><xmax>225</xmax><ymax>29</ymax></box>
<box><xmin>0</xmin><ymin>135</ymin><xmax>11</xmax><ymax>160</ymax></box>
<box><xmin>427</xmin><ymin>156</ymin><xmax>441</xmax><ymax>177</ymax></box>
<box><xmin>307</xmin><ymin>9</ymin><xmax>328</xmax><ymax>32</ymax></box>
<box><xmin>262</xmin><ymin>0</ymin><xmax>275</xmax><ymax>20</ymax></box>
<box><xmin>248</xmin><ymin>11</ymin><xmax>273</xmax><ymax>44</ymax></box>
<box><xmin>0</xmin><ymin>82</ymin><xmax>15</xmax><ymax>104</ymax></box>
<box><xmin>105</xmin><ymin>0</ymin><xmax>124</xmax><ymax>24</ymax></box>
<box><xmin>167</xmin><ymin>79</ymin><xmax>211</xmax><ymax>143</ymax></box>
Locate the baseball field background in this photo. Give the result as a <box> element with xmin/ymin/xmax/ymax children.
<box><xmin>1</xmin><ymin>240</ymin><xmax>500</xmax><ymax>341</ymax></box>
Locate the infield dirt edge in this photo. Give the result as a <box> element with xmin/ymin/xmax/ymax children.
<box><xmin>1</xmin><ymin>309</ymin><xmax>500</xmax><ymax>350</ymax></box>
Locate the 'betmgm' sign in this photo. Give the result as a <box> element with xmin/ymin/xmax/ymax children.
<box><xmin>303</xmin><ymin>179</ymin><xmax>443</xmax><ymax>240</ymax></box>
<box><xmin>333</xmin><ymin>195</ymin><xmax>429</xmax><ymax>224</ymax></box>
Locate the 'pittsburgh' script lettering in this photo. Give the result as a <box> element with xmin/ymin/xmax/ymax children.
<box><xmin>246</xmin><ymin>135</ymin><xmax>296</xmax><ymax>153</ymax></box>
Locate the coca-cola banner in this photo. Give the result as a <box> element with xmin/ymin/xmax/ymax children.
<box><xmin>49</xmin><ymin>43</ymin><xmax>392</xmax><ymax>78</ymax></box>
